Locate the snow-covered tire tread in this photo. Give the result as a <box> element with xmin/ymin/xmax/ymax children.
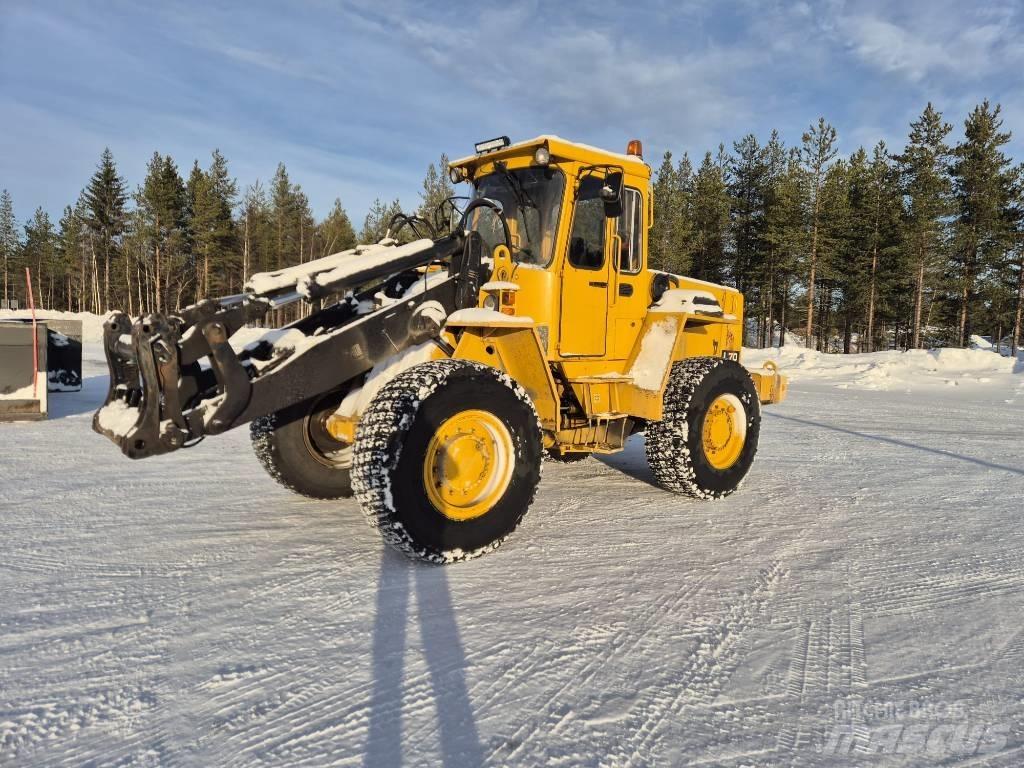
<box><xmin>645</xmin><ymin>357</ymin><xmax>760</xmax><ymax>499</ymax></box>
<box><xmin>351</xmin><ymin>359</ymin><xmax>542</xmax><ymax>564</ymax></box>
<box><xmin>250</xmin><ymin>404</ymin><xmax>353</xmax><ymax>500</ymax></box>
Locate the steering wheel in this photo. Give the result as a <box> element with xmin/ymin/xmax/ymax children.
<box><xmin>457</xmin><ymin>198</ymin><xmax>513</xmax><ymax>256</ymax></box>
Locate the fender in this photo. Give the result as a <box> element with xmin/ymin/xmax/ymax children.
<box><xmin>446</xmin><ymin>309</ymin><xmax>560</xmax><ymax>435</ymax></box>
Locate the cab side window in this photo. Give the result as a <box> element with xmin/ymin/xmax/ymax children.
<box><xmin>616</xmin><ymin>188</ymin><xmax>643</xmax><ymax>274</ymax></box>
<box><xmin>567</xmin><ymin>176</ymin><xmax>606</xmax><ymax>270</ymax></box>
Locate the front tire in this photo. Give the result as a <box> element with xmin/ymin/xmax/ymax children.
<box><xmin>250</xmin><ymin>389</ymin><xmax>354</xmax><ymax>499</ymax></box>
<box><xmin>645</xmin><ymin>357</ymin><xmax>760</xmax><ymax>498</ymax></box>
<box><xmin>352</xmin><ymin>359</ymin><xmax>542</xmax><ymax>563</ymax></box>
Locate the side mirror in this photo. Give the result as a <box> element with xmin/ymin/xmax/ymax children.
<box><xmin>601</xmin><ymin>171</ymin><xmax>624</xmax><ymax>218</ymax></box>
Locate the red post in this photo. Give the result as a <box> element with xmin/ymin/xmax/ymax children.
<box><xmin>26</xmin><ymin>267</ymin><xmax>38</xmax><ymax>399</ymax></box>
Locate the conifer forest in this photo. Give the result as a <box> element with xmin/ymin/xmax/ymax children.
<box><xmin>2</xmin><ymin>101</ymin><xmax>1022</xmax><ymax>354</ymax></box>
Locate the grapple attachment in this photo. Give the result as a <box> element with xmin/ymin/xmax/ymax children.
<box><xmin>93</xmin><ymin>296</ymin><xmax>269</xmax><ymax>458</ymax></box>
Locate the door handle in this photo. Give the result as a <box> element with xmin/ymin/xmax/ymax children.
<box><xmin>618</xmin><ymin>283</ymin><xmax>634</xmax><ymax>297</ymax></box>
<box><xmin>589</xmin><ymin>281</ymin><xmax>608</xmax><ymax>288</ymax></box>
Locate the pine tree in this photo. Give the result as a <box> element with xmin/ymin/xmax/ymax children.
<box><xmin>800</xmin><ymin>118</ymin><xmax>839</xmax><ymax>348</ymax></box>
<box><xmin>121</xmin><ymin>207</ymin><xmax>150</xmax><ymax>315</ymax></box>
<box><xmin>269</xmin><ymin>163</ymin><xmax>315</xmax><ymax>273</ymax></box>
<box><xmin>650</xmin><ymin>151</ymin><xmax>679</xmax><ymax>271</ymax></box>
<box><xmin>764</xmin><ymin>149</ymin><xmax>807</xmax><ymax>347</ymax></box>
<box><xmin>360</xmin><ymin>198</ymin><xmax>404</xmax><ymax>244</ymax></box>
<box><xmin>57</xmin><ymin>202</ymin><xmax>84</xmax><ymax>311</ymax></box>
<box><xmin>292</xmin><ymin>185</ymin><xmax>315</xmax><ymax>268</ymax></box>
<box><xmin>895</xmin><ymin>104</ymin><xmax>953</xmax><ymax>349</ymax></box>
<box><xmin>22</xmin><ymin>208</ymin><xmax>57</xmax><ymax>308</ymax></box>
<box><xmin>137</xmin><ymin>152</ymin><xmax>187</xmax><ymax>312</ymax></box>
<box><xmin>728</xmin><ymin>134</ymin><xmax>771</xmax><ymax>297</ymax></box>
<box><xmin>188</xmin><ymin>150</ymin><xmax>238</xmax><ymax>297</ymax></box>
<box><xmin>270</xmin><ymin>164</ymin><xmax>295</xmax><ymax>272</ymax></box>
<box><xmin>186</xmin><ymin>160</ymin><xmax>205</xmax><ymax>290</ymax></box>
<box><xmin>689</xmin><ymin>152</ymin><xmax>731</xmax><ymax>283</ymax></box>
<box><xmin>1010</xmin><ymin>171</ymin><xmax>1024</xmax><ymax>355</ymax></box>
<box><xmin>240</xmin><ymin>181</ymin><xmax>269</xmax><ymax>282</ymax></box>
<box><xmin>83</xmin><ymin>148</ymin><xmax>128</xmax><ymax>312</ymax></box>
<box><xmin>649</xmin><ymin>152</ymin><xmax>693</xmax><ymax>275</ymax></box>
<box><xmin>0</xmin><ymin>190</ymin><xmax>20</xmax><ymax>308</ymax></box>
<box><xmin>950</xmin><ymin>101</ymin><xmax>1017</xmax><ymax>347</ymax></box>
<box><xmin>417</xmin><ymin>154</ymin><xmax>455</xmax><ymax>235</ymax></box>
<box><xmin>671</xmin><ymin>154</ymin><xmax>695</xmax><ymax>276</ymax></box>
<box><xmin>846</xmin><ymin>143</ymin><xmax>905</xmax><ymax>352</ymax></box>
<box><xmin>757</xmin><ymin>132</ymin><xmax>791</xmax><ymax>347</ymax></box>
<box><xmin>63</xmin><ymin>193</ymin><xmax>99</xmax><ymax>313</ymax></box>
<box><xmin>318</xmin><ymin>198</ymin><xmax>357</xmax><ymax>256</ymax></box>
<box><xmin>815</xmin><ymin>159</ymin><xmax>851</xmax><ymax>351</ymax></box>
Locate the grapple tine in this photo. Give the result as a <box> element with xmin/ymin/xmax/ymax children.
<box><xmin>92</xmin><ymin>312</ymin><xmax>143</xmax><ymax>450</ymax></box>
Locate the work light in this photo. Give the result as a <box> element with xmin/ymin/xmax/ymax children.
<box><xmin>474</xmin><ymin>136</ymin><xmax>511</xmax><ymax>154</ymax></box>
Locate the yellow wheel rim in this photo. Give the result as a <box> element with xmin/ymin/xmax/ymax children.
<box><xmin>423</xmin><ymin>409</ymin><xmax>514</xmax><ymax>521</ymax></box>
<box><xmin>701</xmin><ymin>394</ymin><xmax>746</xmax><ymax>470</ymax></box>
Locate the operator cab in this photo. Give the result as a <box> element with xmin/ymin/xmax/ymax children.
<box><xmin>449</xmin><ymin>136</ymin><xmax>652</xmax><ymax>361</ymax></box>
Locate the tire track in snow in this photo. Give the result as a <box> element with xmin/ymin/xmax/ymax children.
<box><xmin>596</xmin><ymin>561</ymin><xmax>786</xmax><ymax>768</ymax></box>
<box><xmin>857</xmin><ymin>549</ymin><xmax>1024</xmax><ymax>618</ymax></box>
<box><xmin>774</xmin><ymin>599</ymin><xmax>871</xmax><ymax>762</ymax></box>
<box><xmin>483</xmin><ymin>575</ymin><xmax>713</xmax><ymax>766</ymax></box>
<box><xmin>772</xmin><ymin>560</ymin><xmax>871</xmax><ymax>763</ymax></box>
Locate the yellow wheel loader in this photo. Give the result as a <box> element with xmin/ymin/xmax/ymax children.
<box><xmin>94</xmin><ymin>135</ymin><xmax>787</xmax><ymax>563</ymax></box>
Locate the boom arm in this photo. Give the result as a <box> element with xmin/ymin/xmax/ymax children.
<box><xmin>93</xmin><ymin>232</ymin><xmax>480</xmax><ymax>459</ymax></box>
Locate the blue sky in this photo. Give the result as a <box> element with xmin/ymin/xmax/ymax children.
<box><xmin>2</xmin><ymin>0</ymin><xmax>1023</xmax><ymax>228</ymax></box>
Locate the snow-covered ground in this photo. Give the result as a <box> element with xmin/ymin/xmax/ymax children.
<box><xmin>1</xmin><ymin>344</ymin><xmax>1023</xmax><ymax>766</ymax></box>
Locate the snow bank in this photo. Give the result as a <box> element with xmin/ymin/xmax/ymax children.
<box><xmin>0</xmin><ymin>309</ymin><xmax>107</xmax><ymax>343</ymax></box>
<box><xmin>745</xmin><ymin>344</ymin><xmax>1024</xmax><ymax>393</ymax></box>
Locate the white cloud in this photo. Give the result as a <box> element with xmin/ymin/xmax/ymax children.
<box><xmin>337</xmin><ymin>0</ymin><xmax>766</xmax><ymax>154</ymax></box>
<box><xmin>835</xmin><ymin>4</ymin><xmax>1024</xmax><ymax>83</ymax></box>
<box><xmin>215</xmin><ymin>45</ymin><xmax>337</xmax><ymax>88</ymax></box>
<box><xmin>839</xmin><ymin>15</ymin><xmax>946</xmax><ymax>82</ymax></box>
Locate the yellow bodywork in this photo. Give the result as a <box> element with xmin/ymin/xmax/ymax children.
<box><xmin>329</xmin><ymin>136</ymin><xmax>787</xmax><ymax>454</ymax></box>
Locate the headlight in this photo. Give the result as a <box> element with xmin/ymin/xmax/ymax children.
<box><xmin>483</xmin><ymin>294</ymin><xmax>498</xmax><ymax>310</ymax></box>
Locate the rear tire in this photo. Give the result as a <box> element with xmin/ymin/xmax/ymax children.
<box><xmin>250</xmin><ymin>390</ymin><xmax>354</xmax><ymax>499</ymax></box>
<box><xmin>645</xmin><ymin>357</ymin><xmax>760</xmax><ymax>498</ymax></box>
<box><xmin>352</xmin><ymin>359</ymin><xmax>542</xmax><ymax>563</ymax></box>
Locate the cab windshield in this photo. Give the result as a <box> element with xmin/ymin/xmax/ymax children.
<box><xmin>466</xmin><ymin>166</ymin><xmax>565</xmax><ymax>267</ymax></box>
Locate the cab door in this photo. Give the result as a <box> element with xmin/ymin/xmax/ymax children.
<box><xmin>607</xmin><ymin>185</ymin><xmax>649</xmax><ymax>359</ymax></box>
<box><xmin>559</xmin><ymin>175</ymin><xmax>611</xmax><ymax>356</ymax></box>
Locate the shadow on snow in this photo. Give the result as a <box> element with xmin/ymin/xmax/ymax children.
<box><xmin>363</xmin><ymin>547</ymin><xmax>484</xmax><ymax>767</ymax></box>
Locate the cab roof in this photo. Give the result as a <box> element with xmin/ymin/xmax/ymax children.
<box><xmin>449</xmin><ymin>135</ymin><xmax>650</xmax><ymax>179</ymax></box>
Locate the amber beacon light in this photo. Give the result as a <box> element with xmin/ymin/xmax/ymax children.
<box><xmin>626</xmin><ymin>139</ymin><xmax>643</xmax><ymax>158</ymax></box>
